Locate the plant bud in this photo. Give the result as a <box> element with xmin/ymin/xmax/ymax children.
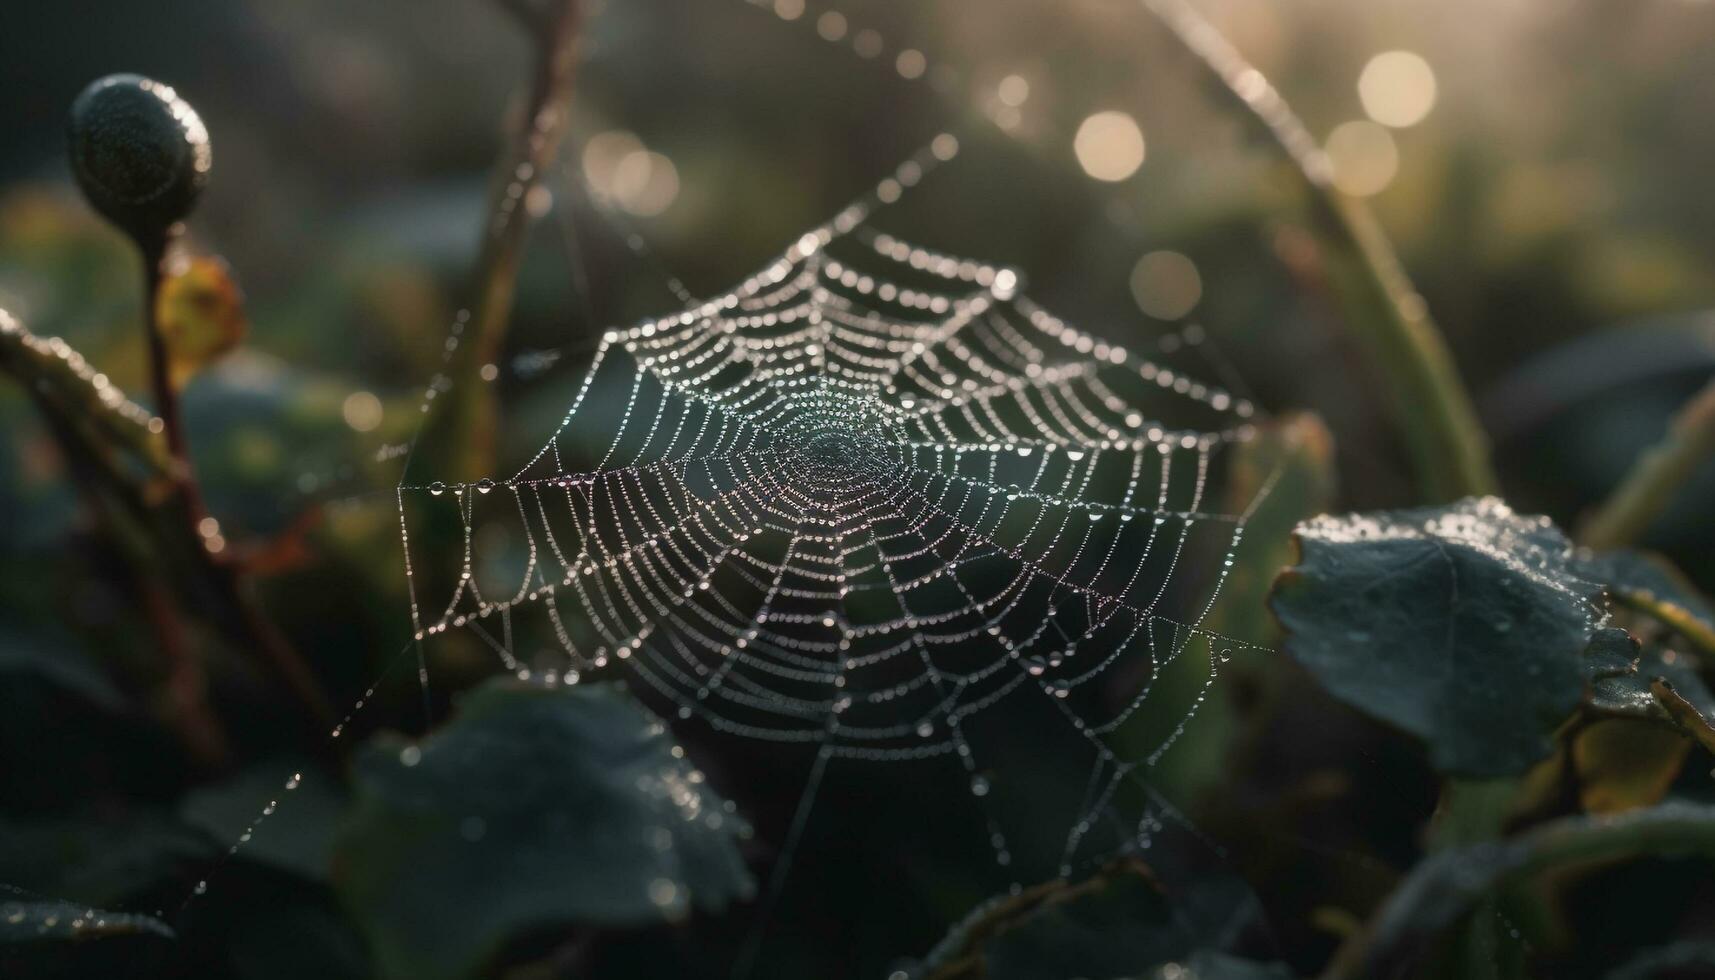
<box><xmin>68</xmin><ymin>73</ymin><xmax>211</xmax><ymax>240</ymax></box>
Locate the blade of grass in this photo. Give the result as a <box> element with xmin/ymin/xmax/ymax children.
<box><xmin>1579</xmin><ymin>375</ymin><xmax>1715</xmax><ymax>551</ymax></box>
<box><xmin>414</xmin><ymin>0</ymin><xmax>584</xmax><ymax>485</ymax></box>
<box><xmin>1141</xmin><ymin>0</ymin><xmax>1497</xmax><ymax>502</ymax></box>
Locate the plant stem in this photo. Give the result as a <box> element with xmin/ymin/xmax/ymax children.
<box><xmin>1141</xmin><ymin>0</ymin><xmax>1498</xmax><ymax>503</ymax></box>
<box><xmin>141</xmin><ymin>231</ymin><xmax>210</xmax><ymax>521</ymax></box>
<box><xmin>1579</xmin><ymin>375</ymin><xmax>1715</xmax><ymax>551</ymax></box>
<box><xmin>419</xmin><ymin>0</ymin><xmax>583</xmax><ymax>485</ymax></box>
<box><xmin>1610</xmin><ymin>586</ymin><xmax>1715</xmax><ymax>661</ymax></box>
<box><xmin>1431</xmin><ymin>776</ymin><xmax>1520</xmax><ymax>849</ymax></box>
<box><xmin>138</xmin><ymin>234</ymin><xmax>335</xmax><ymax>733</ymax></box>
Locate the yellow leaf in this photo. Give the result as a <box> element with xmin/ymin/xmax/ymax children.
<box><xmin>1573</xmin><ymin>719</ymin><xmax>1690</xmax><ymax>815</ymax></box>
<box><xmin>154</xmin><ymin>254</ymin><xmax>245</xmax><ymax>384</ymax></box>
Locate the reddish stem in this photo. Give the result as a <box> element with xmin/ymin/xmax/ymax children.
<box><xmin>139</xmin><ymin>230</ymin><xmax>336</xmax><ymax>734</ymax></box>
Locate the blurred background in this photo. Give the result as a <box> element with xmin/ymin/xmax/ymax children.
<box><xmin>2</xmin><ymin>0</ymin><xmax>1715</xmax><ymax>977</ymax></box>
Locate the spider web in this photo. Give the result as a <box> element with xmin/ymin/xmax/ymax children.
<box><xmin>70</xmin><ymin>1</ymin><xmax>1312</xmax><ymax>966</ymax></box>
<box><xmin>395</xmin><ymin>125</ymin><xmax>1280</xmax><ymax>909</ymax></box>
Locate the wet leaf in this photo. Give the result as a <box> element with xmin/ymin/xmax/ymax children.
<box><xmin>1585</xmin><ymin>627</ymin><xmax>1715</xmax><ymax>751</ymax></box>
<box><xmin>1351</xmin><ymin>802</ymin><xmax>1715</xmax><ymax>978</ymax></box>
<box><xmin>910</xmin><ymin>859</ymin><xmax>1292</xmax><ymax>980</ymax></box>
<box><xmin>1271</xmin><ymin>497</ymin><xmax>1599</xmax><ymax>776</ymax></box>
<box><xmin>1607</xmin><ymin>940</ymin><xmax>1715</xmax><ymax>980</ymax></box>
<box><xmin>333</xmin><ymin>680</ymin><xmax>754</xmax><ymax>980</ymax></box>
<box><xmin>0</xmin><ymin>892</ymin><xmax>174</xmax><ymax>980</ymax></box>
<box><xmin>0</xmin><ymin>894</ymin><xmax>173</xmax><ymax>942</ymax></box>
<box><xmin>1585</xmin><ymin>627</ymin><xmax>1642</xmax><ymax>684</ymax></box>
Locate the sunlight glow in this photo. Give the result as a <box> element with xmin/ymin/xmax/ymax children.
<box><xmin>342</xmin><ymin>390</ymin><xmax>383</xmax><ymax>432</ymax></box>
<box><xmin>1073</xmin><ymin>111</ymin><xmax>1146</xmax><ymax>182</ymax></box>
<box><xmin>1358</xmin><ymin>51</ymin><xmax>1438</xmax><ymax>129</ymax></box>
<box><xmin>1325</xmin><ymin>120</ymin><xmax>1399</xmax><ymax>197</ymax></box>
<box><xmin>1129</xmin><ymin>251</ymin><xmax>1203</xmax><ymax>320</ymax></box>
<box><xmin>583</xmin><ymin>130</ymin><xmax>680</xmax><ymax>216</ymax></box>
<box><xmin>997</xmin><ymin>74</ymin><xmax>1030</xmax><ymax>107</ymax></box>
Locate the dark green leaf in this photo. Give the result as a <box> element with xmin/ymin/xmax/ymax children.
<box><xmin>1353</xmin><ymin>802</ymin><xmax>1715</xmax><ymax>977</ymax></box>
<box><xmin>0</xmin><ymin>893</ymin><xmax>172</xmax><ymax>942</ymax></box>
<box><xmin>910</xmin><ymin>859</ymin><xmax>1293</xmax><ymax>980</ymax></box>
<box><xmin>0</xmin><ymin>891</ymin><xmax>173</xmax><ymax>980</ymax></box>
<box><xmin>0</xmin><ymin>627</ymin><xmax>125</xmax><ymax>713</ymax></box>
<box><xmin>224</xmin><ymin>892</ymin><xmax>369</xmax><ymax>980</ymax></box>
<box><xmin>1272</xmin><ymin>497</ymin><xmax>1599</xmax><ymax>776</ymax></box>
<box><xmin>0</xmin><ymin>814</ymin><xmax>211</xmax><ymax>908</ymax></box>
<box><xmin>1585</xmin><ymin>627</ymin><xmax>1715</xmax><ymax>749</ymax></box>
<box><xmin>181</xmin><ymin>762</ymin><xmax>344</xmax><ymax>882</ymax></box>
<box><xmin>1585</xmin><ymin>627</ymin><xmax>1642</xmax><ymax>683</ymax></box>
<box><xmin>333</xmin><ymin>680</ymin><xmax>754</xmax><ymax>980</ymax></box>
<box><xmin>1607</xmin><ymin>940</ymin><xmax>1715</xmax><ymax>980</ymax></box>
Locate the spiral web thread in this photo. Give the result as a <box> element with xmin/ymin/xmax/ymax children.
<box><xmin>395</xmin><ymin>128</ymin><xmax>1281</xmax><ymax>899</ymax></box>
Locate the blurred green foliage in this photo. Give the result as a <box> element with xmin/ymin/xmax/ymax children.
<box><xmin>3</xmin><ymin>0</ymin><xmax>1715</xmax><ymax>978</ymax></box>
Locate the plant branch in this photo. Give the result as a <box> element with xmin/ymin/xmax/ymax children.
<box><xmin>141</xmin><ymin>232</ymin><xmax>203</xmax><ymax>511</ymax></box>
<box><xmin>1141</xmin><ymin>0</ymin><xmax>1497</xmax><ymax>502</ymax></box>
<box><xmin>418</xmin><ymin>0</ymin><xmax>583</xmax><ymax>485</ymax></box>
<box><xmin>1580</xmin><ymin>375</ymin><xmax>1715</xmax><ymax>551</ymax></box>
<box><xmin>142</xmin><ymin>235</ymin><xmax>336</xmax><ymax>733</ymax></box>
<box><xmin>2</xmin><ymin>308</ymin><xmax>230</xmax><ymax>767</ymax></box>
<box><xmin>1610</xmin><ymin>586</ymin><xmax>1715</xmax><ymax>662</ymax></box>
<box><xmin>1</xmin><ymin>307</ymin><xmax>334</xmax><ymax>737</ymax></box>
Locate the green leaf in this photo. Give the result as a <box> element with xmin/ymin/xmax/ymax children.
<box><xmin>0</xmin><ymin>814</ymin><xmax>211</xmax><ymax>908</ymax></box>
<box><xmin>1271</xmin><ymin>497</ymin><xmax>1599</xmax><ymax>776</ymax></box>
<box><xmin>909</xmin><ymin>859</ymin><xmax>1293</xmax><ymax>980</ymax></box>
<box><xmin>0</xmin><ymin>891</ymin><xmax>173</xmax><ymax>980</ymax></box>
<box><xmin>333</xmin><ymin>680</ymin><xmax>754</xmax><ymax>980</ymax></box>
<box><xmin>1607</xmin><ymin>940</ymin><xmax>1715</xmax><ymax>980</ymax></box>
<box><xmin>1346</xmin><ymin>802</ymin><xmax>1715</xmax><ymax>978</ymax></box>
<box><xmin>1584</xmin><ymin>626</ymin><xmax>1715</xmax><ymax>752</ymax></box>
<box><xmin>0</xmin><ymin>893</ymin><xmax>173</xmax><ymax>942</ymax></box>
<box><xmin>1585</xmin><ymin>627</ymin><xmax>1642</xmax><ymax>684</ymax></box>
<box><xmin>181</xmin><ymin>762</ymin><xmax>344</xmax><ymax>882</ymax></box>
<box><xmin>0</xmin><ymin>627</ymin><xmax>125</xmax><ymax>713</ymax></box>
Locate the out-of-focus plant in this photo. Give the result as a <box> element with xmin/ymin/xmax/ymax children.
<box><xmin>1</xmin><ymin>1</ymin><xmax>1714</xmax><ymax>979</ymax></box>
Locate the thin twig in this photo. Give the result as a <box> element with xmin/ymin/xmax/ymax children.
<box><xmin>1580</xmin><ymin>375</ymin><xmax>1715</xmax><ymax>551</ymax></box>
<box><xmin>141</xmin><ymin>232</ymin><xmax>204</xmax><ymax>513</ymax></box>
<box><xmin>1609</xmin><ymin>586</ymin><xmax>1715</xmax><ymax>662</ymax></box>
<box><xmin>138</xmin><ymin>233</ymin><xmax>336</xmax><ymax>733</ymax></box>
<box><xmin>1141</xmin><ymin>0</ymin><xmax>1497</xmax><ymax>503</ymax></box>
<box><xmin>417</xmin><ymin>0</ymin><xmax>584</xmax><ymax>485</ymax></box>
<box><xmin>3</xmin><ymin>308</ymin><xmax>231</xmax><ymax>766</ymax></box>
